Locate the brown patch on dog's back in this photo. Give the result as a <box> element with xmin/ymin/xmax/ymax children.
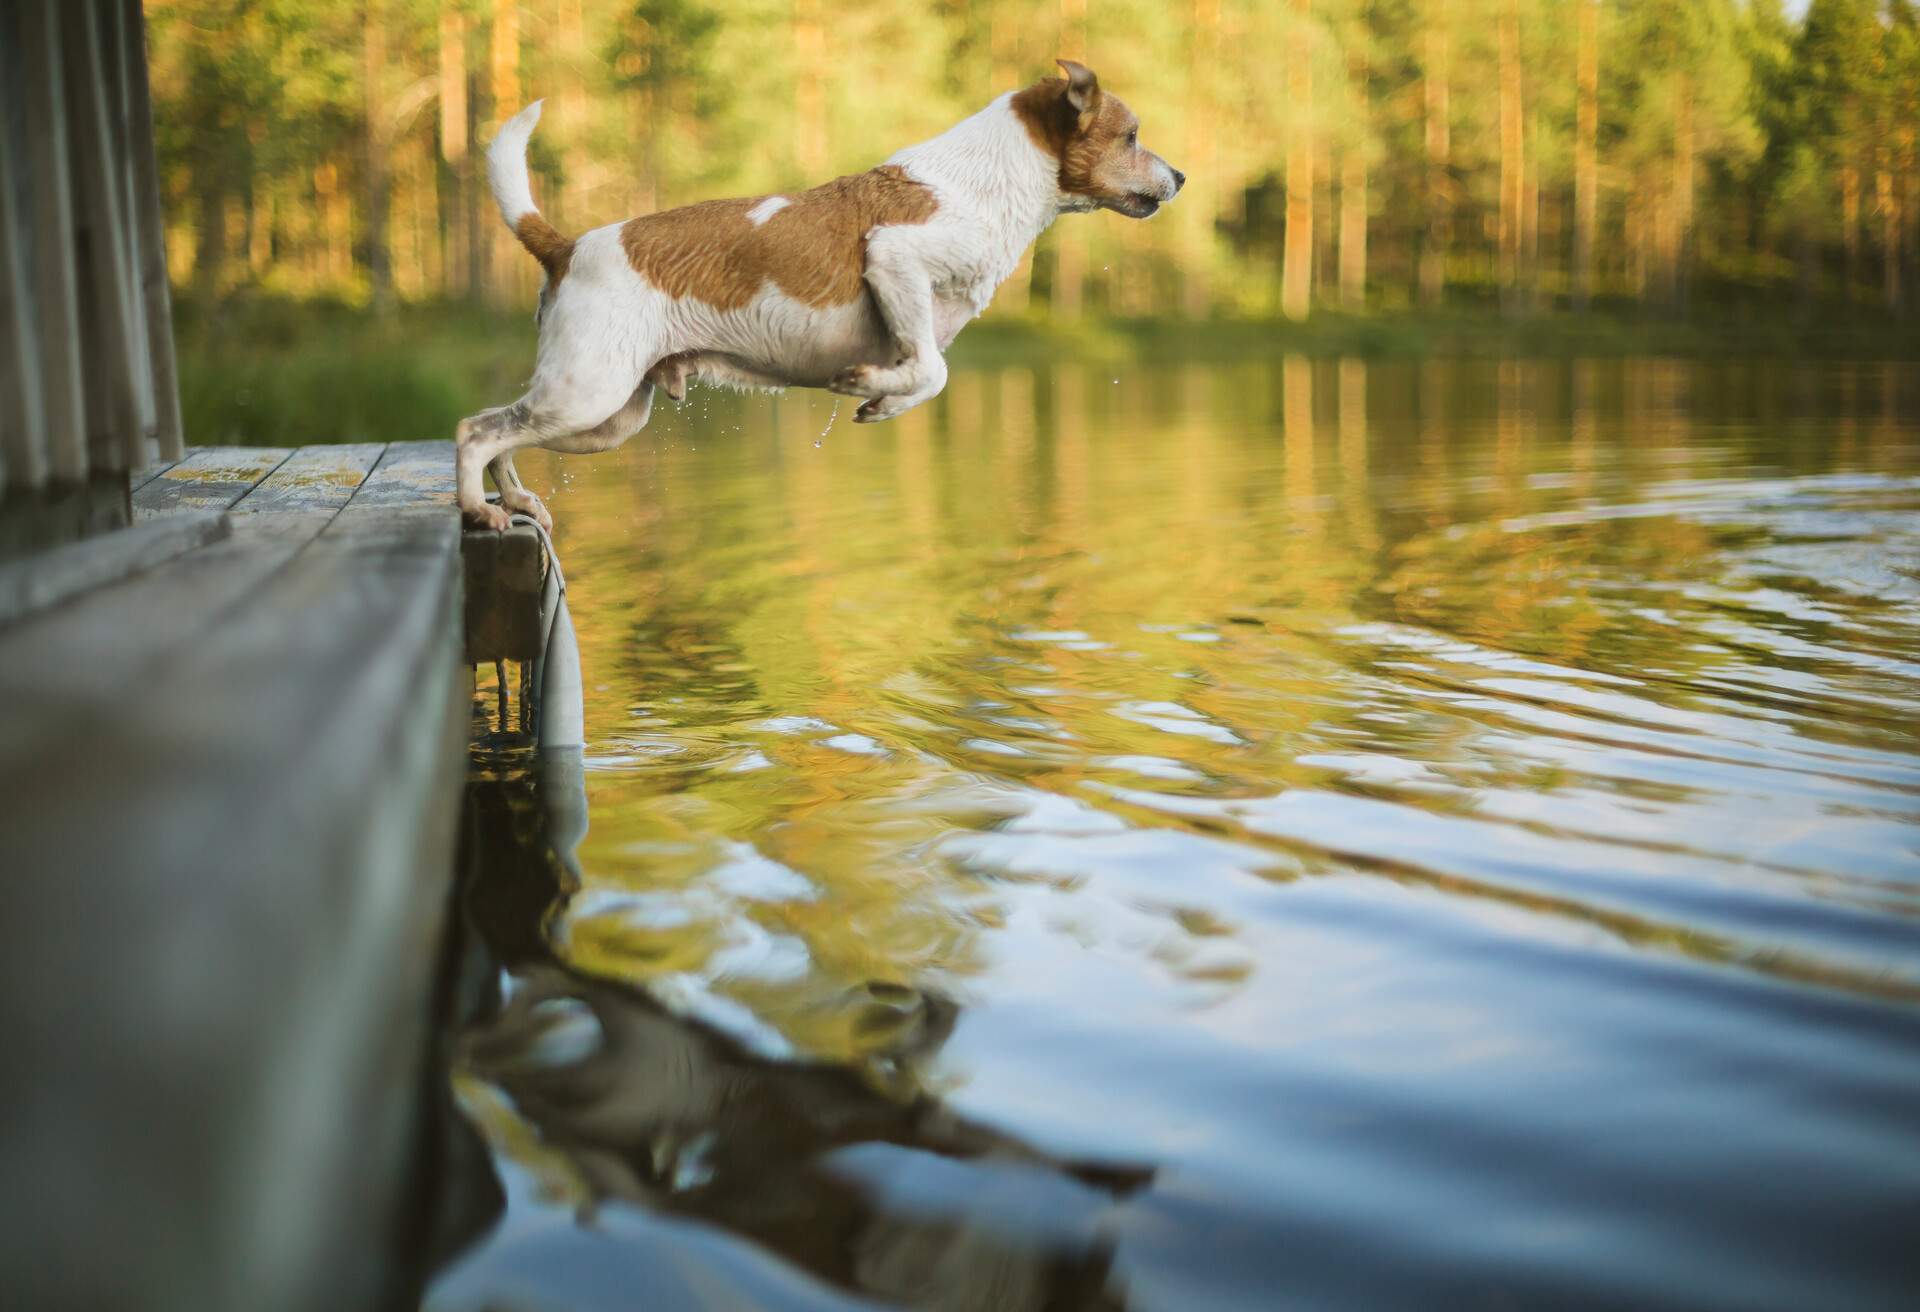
<box><xmin>514</xmin><ymin>213</ymin><xmax>575</xmax><ymax>284</ymax></box>
<box><xmin>619</xmin><ymin>166</ymin><xmax>937</xmax><ymax>311</ymax></box>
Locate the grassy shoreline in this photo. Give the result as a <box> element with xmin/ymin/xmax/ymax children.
<box><xmin>173</xmin><ymin>295</ymin><xmax>1920</xmax><ymax>446</ymax></box>
<box><xmin>952</xmin><ymin>307</ymin><xmax>1920</xmax><ymax>367</ymax></box>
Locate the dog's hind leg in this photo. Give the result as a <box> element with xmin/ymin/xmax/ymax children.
<box><xmin>827</xmin><ymin>227</ymin><xmax>947</xmax><ymax>422</ymax></box>
<box><xmin>538</xmin><ymin>379</ymin><xmax>659</xmax><ymax>454</ymax></box>
<box><xmin>458</xmin><ymin>367</ymin><xmax>647</xmax><ymax>528</ymax></box>
<box><xmin>486</xmin><ymin>452</ymin><xmax>552</xmax><ymax>532</ymax></box>
<box><xmin>457</xmin><ymin>402</ymin><xmax>532</xmax><ymax>530</ymax></box>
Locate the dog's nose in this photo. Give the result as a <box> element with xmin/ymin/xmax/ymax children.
<box><xmin>1172</xmin><ymin>168</ymin><xmax>1186</xmax><ymax>193</ymax></box>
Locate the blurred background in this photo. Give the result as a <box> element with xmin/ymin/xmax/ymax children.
<box><xmin>144</xmin><ymin>0</ymin><xmax>1920</xmax><ymax>442</ymax></box>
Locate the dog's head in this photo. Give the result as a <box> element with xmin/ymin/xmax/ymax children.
<box><xmin>1012</xmin><ymin>60</ymin><xmax>1184</xmax><ymax>219</ymax></box>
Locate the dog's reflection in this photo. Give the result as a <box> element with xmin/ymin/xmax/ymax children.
<box><xmin>448</xmin><ymin>752</ymin><xmax>1150</xmax><ymax>1311</ymax></box>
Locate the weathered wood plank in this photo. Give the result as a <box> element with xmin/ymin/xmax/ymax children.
<box><xmin>61</xmin><ymin>0</ymin><xmax>155</xmax><ymax>472</ymax></box>
<box><xmin>121</xmin><ymin>0</ymin><xmax>183</xmax><ymax>462</ymax></box>
<box><xmin>0</xmin><ymin>495</ymin><xmax>466</xmax><ymax>1312</ymax></box>
<box><xmin>230</xmin><ymin>443</ymin><xmax>385</xmax><ymax>515</ymax></box>
<box><xmin>0</xmin><ymin>511</ymin><xmax>329</xmax><ymax>700</ymax></box>
<box><xmin>463</xmin><ymin>524</ymin><xmax>547</xmax><ymax>661</ymax></box>
<box><xmin>0</xmin><ymin>472</ymin><xmax>134</xmax><ymax>564</ymax></box>
<box><xmin>129</xmin><ymin>455</ymin><xmax>180</xmax><ymax>493</ymax></box>
<box><xmin>0</xmin><ymin>509</ymin><xmax>227</xmax><ymax>624</ymax></box>
<box><xmin>13</xmin><ymin>1</ymin><xmax>89</xmax><ymax>489</ymax></box>
<box><xmin>133</xmin><ymin>446</ymin><xmax>291</xmax><ymax>519</ymax></box>
<box><xmin>0</xmin><ymin>23</ymin><xmax>47</xmax><ymax>494</ymax></box>
<box><xmin>344</xmin><ymin>440</ymin><xmax>455</xmax><ymax>509</ymax></box>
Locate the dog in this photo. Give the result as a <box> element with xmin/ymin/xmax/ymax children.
<box><xmin>460</xmin><ymin>59</ymin><xmax>1183</xmax><ymax>530</ymax></box>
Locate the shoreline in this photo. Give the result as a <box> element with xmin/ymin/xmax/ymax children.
<box><xmin>172</xmin><ymin>295</ymin><xmax>1920</xmax><ymax>446</ymax></box>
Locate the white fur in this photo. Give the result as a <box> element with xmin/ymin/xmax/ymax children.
<box><xmin>744</xmin><ymin>195</ymin><xmax>790</xmax><ymax>225</ymax></box>
<box><xmin>459</xmin><ymin>91</ymin><xmax>1178</xmax><ymax>528</ymax></box>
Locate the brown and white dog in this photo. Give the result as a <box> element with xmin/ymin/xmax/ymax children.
<box><xmin>462</xmin><ymin>60</ymin><xmax>1183</xmax><ymax>530</ymax></box>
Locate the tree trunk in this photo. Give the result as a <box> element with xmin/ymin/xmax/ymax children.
<box><xmin>248</xmin><ymin>175</ymin><xmax>272</xmax><ymax>277</ymax></box>
<box><xmin>193</xmin><ymin>171</ymin><xmax>226</xmax><ymax>299</ymax></box>
<box><xmin>1522</xmin><ymin>114</ymin><xmax>1540</xmax><ymax>310</ymax></box>
<box><xmin>1797</xmin><ymin>228</ymin><xmax>1819</xmax><ymax>316</ymax></box>
<box><xmin>1668</xmin><ymin>76</ymin><xmax>1693</xmax><ymax>312</ymax></box>
<box><xmin>1902</xmin><ymin>124</ymin><xmax>1917</xmax><ymax>320</ymax></box>
<box><xmin>1573</xmin><ymin>0</ymin><xmax>1597</xmax><ymax>312</ymax></box>
<box><xmin>989</xmin><ymin>3</ymin><xmax>1022</xmax><ymax>92</ymax></box>
<box><xmin>319</xmin><ymin>159</ymin><xmax>351</xmax><ymax>284</ymax></box>
<box><xmin>1883</xmin><ymin>167</ymin><xmax>1900</xmax><ymax>312</ymax></box>
<box><xmin>1879</xmin><ymin>129</ymin><xmax>1900</xmax><ymax>314</ymax></box>
<box><xmin>1628</xmin><ymin>194</ymin><xmax>1648</xmax><ymax>302</ymax></box>
<box><xmin>362</xmin><ymin>0</ymin><xmax>394</xmax><ymax>311</ymax></box>
<box><xmin>1340</xmin><ymin>144</ymin><xmax>1366</xmax><ymax>310</ymax></box>
<box><xmin>417</xmin><ymin>135</ymin><xmax>440</xmax><ymax>290</ymax></box>
<box><xmin>792</xmin><ymin>0</ymin><xmax>827</xmax><ymax>177</ymax></box>
<box><xmin>1497</xmin><ymin>0</ymin><xmax>1521</xmax><ymax>314</ymax></box>
<box><xmin>1339</xmin><ymin>46</ymin><xmax>1367</xmax><ymax>310</ymax></box>
<box><xmin>1053</xmin><ymin>229</ymin><xmax>1086</xmax><ymax>319</ymax></box>
<box><xmin>490</xmin><ymin>2</ymin><xmax>520</xmax><ymax>133</ymax></box>
<box><xmin>624</xmin><ymin>10</ymin><xmax>658</xmax><ymax>214</ymax></box>
<box><xmin>1842</xmin><ymin>162</ymin><xmax>1861</xmax><ymax>304</ymax></box>
<box><xmin>1053</xmin><ymin>0</ymin><xmax>1090</xmax><ymax>320</ymax></box>
<box><xmin>1316</xmin><ymin>160</ymin><xmax>1334</xmax><ymax>295</ymax></box>
<box><xmin>466</xmin><ymin>65</ymin><xmax>486</xmax><ymax>301</ymax></box>
<box><xmin>1181</xmin><ymin>0</ymin><xmax>1220</xmax><ymax>318</ymax></box>
<box><xmin>438</xmin><ymin>8</ymin><xmax>469</xmax><ymax>298</ymax></box>
<box><xmin>559</xmin><ymin>0</ymin><xmax>589</xmax><ymax>232</ymax></box>
<box><xmin>1420</xmin><ymin>0</ymin><xmax>1449</xmax><ymax>308</ymax></box>
<box><xmin>490</xmin><ymin>0</ymin><xmax>522</xmax><ymax>302</ymax></box>
<box><xmin>1282</xmin><ymin>0</ymin><xmax>1313</xmax><ymax>322</ymax></box>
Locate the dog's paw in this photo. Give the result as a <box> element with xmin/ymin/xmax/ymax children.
<box><xmin>499</xmin><ymin>489</ymin><xmax>553</xmax><ymax>532</ymax></box>
<box><xmin>854</xmin><ymin>396</ymin><xmax>904</xmax><ymax>422</ymax></box>
<box><xmin>645</xmin><ymin>354</ymin><xmax>692</xmax><ymax>402</ymax></box>
<box><xmin>828</xmin><ymin>365</ymin><xmax>884</xmax><ymax>398</ymax></box>
<box><xmin>462</xmin><ymin>500</ymin><xmax>513</xmax><ymax>532</ymax></box>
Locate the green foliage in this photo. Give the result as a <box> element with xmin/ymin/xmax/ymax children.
<box><xmin>143</xmin><ymin>0</ymin><xmax>1920</xmax><ymax>326</ymax></box>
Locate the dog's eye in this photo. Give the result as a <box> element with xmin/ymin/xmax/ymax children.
<box><xmin>1126</xmin><ymin>129</ymin><xmax>1137</xmax><ymax>148</ymax></box>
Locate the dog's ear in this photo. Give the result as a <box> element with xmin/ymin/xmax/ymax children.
<box><xmin>1056</xmin><ymin>59</ymin><xmax>1101</xmax><ymax>125</ymax></box>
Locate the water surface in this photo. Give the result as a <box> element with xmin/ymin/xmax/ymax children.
<box><xmin>428</xmin><ymin>358</ymin><xmax>1920</xmax><ymax>1311</ymax></box>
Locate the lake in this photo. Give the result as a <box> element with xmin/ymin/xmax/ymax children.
<box><xmin>424</xmin><ymin>357</ymin><xmax>1920</xmax><ymax>1311</ymax></box>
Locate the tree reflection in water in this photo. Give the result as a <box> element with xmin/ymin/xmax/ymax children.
<box><xmin>426</xmin><ymin>735</ymin><xmax>1152</xmax><ymax>1312</ymax></box>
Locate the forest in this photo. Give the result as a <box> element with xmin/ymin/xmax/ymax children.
<box><xmin>145</xmin><ymin>0</ymin><xmax>1920</xmax><ymax>330</ymax></box>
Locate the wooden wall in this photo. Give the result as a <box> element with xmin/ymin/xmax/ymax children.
<box><xmin>0</xmin><ymin>0</ymin><xmax>183</xmax><ymax>557</ymax></box>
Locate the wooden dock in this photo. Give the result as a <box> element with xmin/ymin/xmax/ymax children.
<box><xmin>0</xmin><ymin>440</ymin><xmax>547</xmax><ymax>1312</ymax></box>
<box><xmin>0</xmin><ymin>6</ymin><xmax>567</xmax><ymax>1305</ymax></box>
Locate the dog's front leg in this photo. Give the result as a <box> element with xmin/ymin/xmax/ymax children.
<box><xmin>829</xmin><ymin>229</ymin><xmax>947</xmax><ymax>422</ymax></box>
<box><xmin>487</xmin><ymin>452</ymin><xmax>553</xmax><ymax>531</ymax></box>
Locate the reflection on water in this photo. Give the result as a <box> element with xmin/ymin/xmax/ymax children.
<box><xmin>428</xmin><ymin>359</ymin><xmax>1920</xmax><ymax>1310</ymax></box>
<box><xmin>429</xmin><ymin>747</ymin><xmax>1145</xmax><ymax>1310</ymax></box>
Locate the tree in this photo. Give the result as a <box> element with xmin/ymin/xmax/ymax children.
<box><xmin>1573</xmin><ymin>0</ymin><xmax>1598</xmax><ymax>310</ymax></box>
<box><xmin>1607</xmin><ymin>0</ymin><xmax>1756</xmax><ymax>310</ymax></box>
<box><xmin>1283</xmin><ymin>0</ymin><xmax>1315</xmax><ymax>321</ymax></box>
<box><xmin>136</xmin><ymin>0</ymin><xmax>1920</xmax><ymax>323</ymax></box>
<box><xmin>609</xmin><ymin>0</ymin><xmax>724</xmax><ymax>215</ymax></box>
<box><xmin>1419</xmin><ymin>0</ymin><xmax>1450</xmax><ymax>306</ymax></box>
<box><xmin>1338</xmin><ymin>4</ymin><xmax>1373</xmax><ymax>309</ymax></box>
<box><xmin>1796</xmin><ymin>0</ymin><xmax>1882</xmax><ymax>302</ymax></box>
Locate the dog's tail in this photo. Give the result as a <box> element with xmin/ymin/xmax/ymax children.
<box><xmin>487</xmin><ymin>100</ymin><xmax>573</xmax><ymax>277</ymax></box>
